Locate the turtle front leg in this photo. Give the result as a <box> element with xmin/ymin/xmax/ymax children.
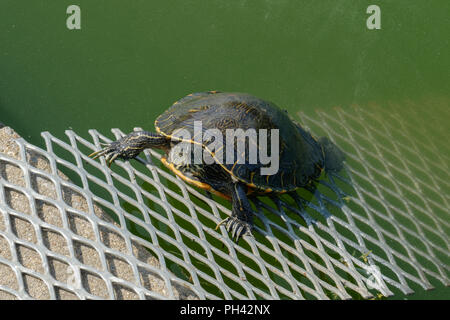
<box><xmin>89</xmin><ymin>131</ymin><xmax>169</xmax><ymax>166</ymax></box>
<box><xmin>216</xmin><ymin>182</ymin><xmax>254</xmax><ymax>242</ymax></box>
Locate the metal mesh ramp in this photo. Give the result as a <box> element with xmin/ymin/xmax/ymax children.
<box><xmin>0</xmin><ymin>101</ymin><xmax>448</xmax><ymax>299</ymax></box>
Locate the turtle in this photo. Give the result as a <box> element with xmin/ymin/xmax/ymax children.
<box><xmin>89</xmin><ymin>91</ymin><xmax>345</xmax><ymax>241</ymax></box>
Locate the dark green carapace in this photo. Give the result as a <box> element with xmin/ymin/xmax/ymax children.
<box><xmin>90</xmin><ymin>91</ymin><xmax>345</xmax><ymax>241</ymax></box>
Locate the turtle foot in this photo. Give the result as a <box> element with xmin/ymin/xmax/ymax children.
<box><xmin>89</xmin><ymin>136</ymin><xmax>142</xmax><ymax>167</ymax></box>
<box><xmin>216</xmin><ymin>216</ymin><xmax>253</xmax><ymax>242</ymax></box>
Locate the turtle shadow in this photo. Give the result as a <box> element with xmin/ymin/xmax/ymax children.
<box><xmin>247</xmin><ymin>168</ymin><xmax>352</xmax><ymax>242</ymax></box>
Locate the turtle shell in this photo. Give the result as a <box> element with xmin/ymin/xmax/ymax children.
<box><xmin>155</xmin><ymin>91</ymin><xmax>324</xmax><ymax>192</ymax></box>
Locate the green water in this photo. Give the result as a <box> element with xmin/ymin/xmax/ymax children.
<box><xmin>0</xmin><ymin>0</ymin><xmax>448</xmax><ymax>299</ymax></box>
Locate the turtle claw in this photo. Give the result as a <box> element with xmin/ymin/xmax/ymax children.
<box><xmin>105</xmin><ymin>151</ymin><xmax>119</xmax><ymax>167</ymax></box>
<box><xmin>89</xmin><ymin>146</ymin><xmax>110</xmax><ymax>159</ymax></box>
<box><xmin>216</xmin><ymin>216</ymin><xmax>252</xmax><ymax>242</ymax></box>
<box><xmin>233</xmin><ymin>224</ymin><xmax>245</xmax><ymax>241</ymax></box>
<box><xmin>88</xmin><ymin>148</ymin><xmax>108</xmax><ymax>160</ymax></box>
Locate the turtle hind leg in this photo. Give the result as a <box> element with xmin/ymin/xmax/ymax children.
<box><xmin>216</xmin><ymin>182</ymin><xmax>254</xmax><ymax>242</ymax></box>
<box><xmin>89</xmin><ymin>131</ymin><xmax>169</xmax><ymax>166</ymax></box>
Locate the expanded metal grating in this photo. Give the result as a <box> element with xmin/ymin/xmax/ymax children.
<box><xmin>0</xmin><ymin>101</ymin><xmax>448</xmax><ymax>299</ymax></box>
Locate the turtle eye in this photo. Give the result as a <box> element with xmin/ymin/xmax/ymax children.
<box><xmin>283</xmin><ymin>109</ymin><xmax>288</xmax><ymax>114</ymax></box>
